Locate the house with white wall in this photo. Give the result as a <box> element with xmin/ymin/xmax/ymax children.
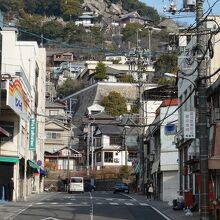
<box><xmin>93</xmin><ymin>124</ymin><xmax>138</xmax><ymax>168</ymax></box>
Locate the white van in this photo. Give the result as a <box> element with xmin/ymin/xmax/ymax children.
<box><xmin>68</xmin><ymin>177</ymin><xmax>84</xmax><ymax>193</ymax></box>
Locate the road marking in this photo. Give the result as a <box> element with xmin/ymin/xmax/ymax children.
<box><xmin>50</xmin><ymin>202</ymin><xmax>58</xmax><ymax>204</ymax></box>
<box><xmin>124</xmin><ymin>203</ymin><xmax>134</xmax><ymax>206</ymax></box>
<box><xmin>118</xmin><ymin>199</ymin><xmax>125</xmax><ymax>201</ymax></box>
<box><xmin>96</xmin><ymin>202</ymin><xmax>103</xmax><ymax>205</ymax></box>
<box><xmin>65</xmin><ymin>203</ymin><xmax>73</xmax><ymax>205</ymax></box>
<box><xmin>110</xmin><ymin>202</ymin><xmax>119</xmax><ymax>205</ymax></box>
<box><xmin>139</xmin><ymin>203</ymin><xmax>150</xmax><ymax>206</ymax></box>
<box><xmin>41</xmin><ymin>217</ymin><xmax>60</xmax><ymax>220</ymax></box>
<box><xmin>106</xmin><ymin>198</ymin><xmax>113</xmax><ymax>201</ymax></box>
<box><xmin>8</xmin><ymin>204</ymin><xmax>32</xmax><ymax>220</ymax></box>
<box><xmin>36</xmin><ymin>202</ymin><xmax>45</xmax><ymax>205</ymax></box>
<box><xmin>89</xmin><ymin>192</ymin><xmax>93</xmax><ymax>220</ymax></box>
<box><xmin>151</xmin><ymin>206</ymin><xmax>172</xmax><ymax>220</ymax></box>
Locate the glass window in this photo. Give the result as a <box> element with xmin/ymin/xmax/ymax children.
<box><xmin>104</xmin><ymin>152</ymin><xmax>113</xmax><ymax>163</ymax></box>
<box><xmin>110</xmin><ymin>136</ymin><xmax>122</xmax><ymax>145</ymax></box>
<box><xmin>95</xmin><ymin>137</ymin><xmax>101</xmax><ymax>147</ymax></box>
<box><xmin>0</xmin><ymin>121</ymin><xmax>14</xmax><ymax>142</ymax></box>
<box><xmin>49</xmin><ymin>110</ymin><xmax>59</xmax><ymax>116</ymax></box>
<box><xmin>96</xmin><ymin>152</ymin><xmax>101</xmax><ymax>162</ymax></box>
<box><xmin>46</xmin><ymin>132</ymin><xmax>61</xmax><ymax>139</ymax></box>
<box><xmin>70</xmin><ymin>177</ymin><xmax>83</xmax><ymax>183</ymax></box>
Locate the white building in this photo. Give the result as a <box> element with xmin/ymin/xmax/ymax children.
<box><xmin>0</xmin><ymin>27</ymin><xmax>46</xmax><ymax>201</ymax></box>
<box><xmin>146</xmin><ymin>99</ymin><xmax>179</xmax><ymax>202</ymax></box>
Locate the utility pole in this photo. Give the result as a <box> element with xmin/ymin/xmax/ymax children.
<box><xmin>86</xmin><ymin>123</ymin><xmax>90</xmax><ymax>178</ymax></box>
<box><xmin>137</xmin><ymin>48</ymin><xmax>145</xmax><ymax>194</ymax></box>
<box><xmin>196</xmin><ymin>0</ymin><xmax>209</xmax><ymax>219</ymax></box>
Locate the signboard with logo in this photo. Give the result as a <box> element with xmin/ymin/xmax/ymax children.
<box><xmin>184</xmin><ymin>111</ymin><xmax>195</xmax><ymax>139</ymax></box>
<box><xmin>6</xmin><ymin>79</ymin><xmax>30</xmax><ymax>121</ymax></box>
<box><xmin>29</xmin><ymin>118</ymin><xmax>36</xmax><ymax>151</ymax></box>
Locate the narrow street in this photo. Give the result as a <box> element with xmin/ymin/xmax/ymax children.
<box><xmin>10</xmin><ymin>192</ymin><xmax>169</xmax><ymax>220</ymax></box>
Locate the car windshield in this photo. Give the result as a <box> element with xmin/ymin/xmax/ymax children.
<box><xmin>70</xmin><ymin>177</ymin><xmax>83</xmax><ymax>183</ymax></box>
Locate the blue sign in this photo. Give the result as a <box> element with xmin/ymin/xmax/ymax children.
<box><xmin>29</xmin><ymin>118</ymin><xmax>36</xmax><ymax>151</ymax></box>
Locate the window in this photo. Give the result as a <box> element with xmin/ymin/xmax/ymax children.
<box><xmin>104</xmin><ymin>152</ymin><xmax>113</xmax><ymax>163</ymax></box>
<box><xmin>49</xmin><ymin>110</ymin><xmax>59</xmax><ymax>116</ymax></box>
<box><xmin>96</xmin><ymin>152</ymin><xmax>101</xmax><ymax>162</ymax></box>
<box><xmin>128</xmin><ymin>152</ymin><xmax>137</xmax><ymax>161</ymax></box>
<box><xmin>46</xmin><ymin>132</ymin><xmax>61</xmax><ymax>139</ymax></box>
<box><xmin>0</xmin><ymin>121</ymin><xmax>14</xmax><ymax>142</ymax></box>
<box><xmin>110</xmin><ymin>136</ymin><xmax>122</xmax><ymax>145</ymax></box>
<box><xmin>95</xmin><ymin>137</ymin><xmax>101</xmax><ymax>147</ymax></box>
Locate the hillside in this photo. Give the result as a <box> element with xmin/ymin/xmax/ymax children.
<box><xmin>0</xmin><ymin>0</ymin><xmax>171</xmax><ymax>58</ymax></box>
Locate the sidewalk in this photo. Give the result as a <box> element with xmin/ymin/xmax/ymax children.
<box><xmin>130</xmin><ymin>193</ymin><xmax>200</xmax><ymax>220</ymax></box>
<box><xmin>0</xmin><ymin>192</ymin><xmax>52</xmax><ymax>220</ymax></box>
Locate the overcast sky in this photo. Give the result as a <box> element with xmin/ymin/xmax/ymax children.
<box><xmin>140</xmin><ymin>0</ymin><xmax>220</xmax><ymax>25</ymax></box>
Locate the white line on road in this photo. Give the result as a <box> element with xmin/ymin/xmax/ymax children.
<box><xmin>96</xmin><ymin>202</ymin><xmax>103</xmax><ymax>205</ymax></box>
<box><xmin>36</xmin><ymin>202</ymin><xmax>45</xmax><ymax>205</ymax></box>
<box><xmin>8</xmin><ymin>204</ymin><xmax>33</xmax><ymax>220</ymax></box>
<box><xmin>151</xmin><ymin>206</ymin><xmax>172</xmax><ymax>220</ymax></box>
<box><xmin>110</xmin><ymin>202</ymin><xmax>119</xmax><ymax>205</ymax></box>
<box><xmin>139</xmin><ymin>203</ymin><xmax>150</xmax><ymax>206</ymax></box>
<box><xmin>89</xmin><ymin>192</ymin><xmax>93</xmax><ymax>220</ymax></box>
<box><xmin>124</xmin><ymin>203</ymin><xmax>134</xmax><ymax>206</ymax></box>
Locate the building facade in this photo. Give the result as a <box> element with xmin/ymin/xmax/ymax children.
<box><xmin>0</xmin><ymin>27</ymin><xmax>46</xmax><ymax>201</ymax></box>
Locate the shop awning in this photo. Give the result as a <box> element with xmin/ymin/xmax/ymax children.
<box><xmin>0</xmin><ymin>127</ymin><xmax>10</xmax><ymax>137</ymax></box>
<box><xmin>151</xmin><ymin>160</ymin><xmax>160</xmax><ymax>174</ymax></box>
<box><xmin>40</xmin><ymin>168</ymin><xmax>47</xmax><ymax>176</ymax></box>
<box><xmin>0</xmin><ymin>156</ymin><xmax>19</xmax><ymax>163</ymax></box>
<box><xmin>28</xmin><ymin>160</ymin><xmax>39</xmax><ymax>169</ymax></box>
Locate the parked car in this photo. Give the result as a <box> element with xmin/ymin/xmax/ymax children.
<box><xmin>84</xmin><ymin>182</ymin><xmax>96</xmax><ymax>192</ymax></box>
<box><xmin>113</xmin><ymin>182</ymin><xmax>129</xmax><ymax>194</ymax></box>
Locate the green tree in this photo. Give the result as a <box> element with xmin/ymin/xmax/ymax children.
<box><xmin>42</xmin><ymin>20</ymin><xmax>64</xmax><ymax>39</ymax></box>
<box><xmin>157</xmin><ymin>77</ymin><xmax>176</xmax><ymax>86</ymax></box>
<box><xmin>122</xmin><ymin>23</ymin><xmax>144</xmax><ymax>42</ymax></box>
<box><xmin>102</xmin><ymin>91</ymin><xmax>127</xmax><ymax>116</ymax></box>
<box><xmin>23</xmin><ymin>0</ymin><xmax>61</xmax><ymax>16</ymax></box>
<box><xmin>94</xmin><ymin>61</ymin><xmax>108</xmax><ymax>81</ymax></box>
<box><xmin>18</xmin><ymin>13</ymin><xmax>43</xmax><ymax>41</ymax></box>
<box><xmin>118</xmin><ymin>165</ymin><xmax>131</xmax><ymax>179</ymax></box>
<box><xmin>153</xmin><ymin>53</ymin><xmax>178</xmax><ymax>80</ymax></box>
<box><xmin>119</xmin><ymin>74</ymin><xmax>134</xmax><ymax>83</ymax></box>
<box><xmin>60</xmin><ymin>0</ymin><xmax>82</xmax><ymax>21</ymax></box>
<box><xmin>121</xmin><ymin>0</ymin><xmax>160</xmax><ymax>24</ymax></box>
<box><xmin>57</xmin><ymin>77</ymin><xmax>85</xmax><ymax>98</ymax></box>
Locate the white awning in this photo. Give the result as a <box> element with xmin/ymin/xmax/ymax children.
<box><xmin>151</xmin><ymin>160</ymin><xmax>160</xmax><ymax>174</ymax></box>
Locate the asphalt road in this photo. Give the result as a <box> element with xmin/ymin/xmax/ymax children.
<box><xmin>11</xmin><ymin>191</ymin><xmax>169</xmax><ymax>220</ymax></box>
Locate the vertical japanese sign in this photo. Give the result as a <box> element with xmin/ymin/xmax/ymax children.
<box><xmin>184</xmin><ymin>111</ymin><xmax>195</xmax><ymax>139</ymax></box>
<box><xmin>29</xmin><ymin>118</ymin><xmax>36</xmax><ymax>151</ymax></box>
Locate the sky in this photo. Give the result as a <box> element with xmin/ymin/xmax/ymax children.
<box><xmin>140</xmin><ymin>0</ymin><xmax>220</xmax><ymax>26</ymax></box>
